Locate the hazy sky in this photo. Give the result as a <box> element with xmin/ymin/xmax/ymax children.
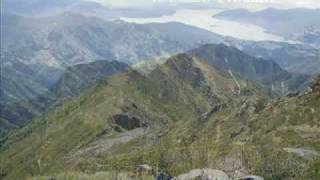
<box><xmin>88</xmin><ymin>0</ymin><xmax>320</xmax><ymax>9</ymax></box>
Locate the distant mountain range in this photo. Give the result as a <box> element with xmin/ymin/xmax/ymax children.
<box><xmin>229</xmin><ymin>40</ymin><xmax>320</xmax><ymax>75</ymax></box>
<box><xmin>1</xmin><ymin>13</ymin><xmax>187</xmax><ymax>105</ymax></box>
<box><xmin>2</xmin><ymin>0</ymin><xmax>177</xmax><ymax>18</ymax></box>
<box><xmin>3</xmin><ymin>0</ymin><xmax>80</xmax><ymax>16</ymax></box>
<box><xmin>0</xmin><ymin>44</ymin><xmax>319</xmax><ymax>180</ymax></box>
<box><xmin>2</xmin><ymin>12</ymin><xmax>319</xmax><ymax>106</ymax></box>
<box><xmin>214</xmin><ymin>8</ymin><xmax>320</xmax><ymax>47</ymax></box>
<box><xmin>1</xmin><ymin>13</ymin><xmax>186</xmax><ymax>67</ymax></box>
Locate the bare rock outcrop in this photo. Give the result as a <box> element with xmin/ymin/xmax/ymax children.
<box><xmin>174</xmin><ymin>169</ymin><xmax>229</xmax><ymax>180</ymax></box>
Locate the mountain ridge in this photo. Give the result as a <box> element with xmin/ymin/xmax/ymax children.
<box><xmin>189</xmin><ymin>44</ymin><xmax>309</xmax><ymax>96</ymax></box>
<box><xmin>1</xmin><ymin>44</ymin><xmax>309</xmax><ymax>135</ymax></box>
<box><xmin>0</xmin><ymin>61</ymin><xmax>128</xmax><ymax>135</ymax></box>
<box><xmin>1</xmin><ymin>45</ymin><xmax>319</xmax><ymax>179</ymax></box>
<box><xmin>2</xmin><ymin>12</ymin><xmax>319</xmax><ymax>106</ymax></box>
<box><xmin>0</xmin><ymin>47</ymin><xmax>269</xmax><ymax>179</ymax></box>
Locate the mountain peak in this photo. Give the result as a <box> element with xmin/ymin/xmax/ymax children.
<box><xmin>189</xmin><ymin>43</ymin><xmax>309</xmax><ymax>96</ymax></box>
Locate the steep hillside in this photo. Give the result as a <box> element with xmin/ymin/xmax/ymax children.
<box><xmin>189</xmin><ymin>44</ymin><xmax>309</xmax><ymax>96</ymax></box>
<box><xmin>240</xmin><ymin>76</ymin><xmax>320</xmax><ymax>179</ymax></box>
<box><xmin>1</xmin><ymin>48</ymin><xmax>319</xmax><ymax>179</ymax></box>
<box><xmin>0</xmin><ymin>60</ymin><xmax>63</xmax><ymax>105</ymax></box>
<box><xmin>225</xmin><ymin>40</ymin><xmax>320</xmax><ymax>75</ymax></box>
<box><xmin>0</xmin><ymin>44</ymin><xmax>309</xmax><ymax>137</ymax></box>
<box><xmin>0</xmin><ymin>52</ymin><xmax>267</xmax><ymax>179</ymax></box>
<box><xmin>0</xmin><ymin>61</ymin><xmax>128</xmax><ymax>135</ymax></box>
<box><xmin>51</xmin><ymin>61</ymin><xmax>128</xmax><ymax>99</ymax></box>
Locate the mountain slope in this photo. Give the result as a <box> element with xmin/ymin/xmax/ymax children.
<box><xmin>0</xmin><ymin>51</ymin><xmax>267</xmax><ymax>179</ymax></box>
<box><xmin>1</xmin><ymin>48</ymin><xmax>319</xmax><ymax>179</ymax></box>
<box><xmin>229</xmin><ymin>40</ymin><xmax>320</xmax><ymax>75</ymax></box>
<box><xmin>189</xmin><ymin>44</ymin><xmax>309</xmax><ymax>95</ymax></box>
<box><xmin>0</xmin><ymin>60</ymin><xmax>63</xmax><ymax>105</ymax></box>
<box><xmin>0</xmin><ymin>13</ymin><xmax>186</xmax><ymax>104</ymax></box>
<box><xmin>0</xmin><ymin>44</ymin><xmax>309</xmax><ymax>136</ymax></box>
<box><xmin>144</xmin><ymin>22</ymin><xmax>320</xmax><ymax>75</ymax></box>
<box><xmin>51</xmin><ymin>61</ymin><xmax>128</xmax><ymax>99</ymax></box>
<box><xmin>242</xmin><ymin>76</ymin><xmax>320</xmax><ymax>179</ymax></box>
<box><xmin>1</xmin><ymin>13</ymin><xmax>184</xmax><ymax>67</ymax></box>
<box><xmin>0</xmin><ymin>61</ymin><xmax>128</xmax><ymax>135</ymax></box>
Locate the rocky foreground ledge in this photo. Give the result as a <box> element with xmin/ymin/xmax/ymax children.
<box><xmin>173</xmin><ymin>168</ymin><xmax>263</xmax><ymax>180</ymax></box>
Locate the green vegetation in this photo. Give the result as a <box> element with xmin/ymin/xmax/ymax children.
<box><xmin>0</xmin><ymin>61</ymin><xmax>128</xmax><ymax>135</ymax></box>
<box><xmin>0</xmin><ymin>48</ymin><xmax>319</xmax><ymax>179</ymax></box>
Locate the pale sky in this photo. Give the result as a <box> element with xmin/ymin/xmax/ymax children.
<box><xmin>87</xmin><ymin>0</ymin><xmax>320</xmax><ymax>9</ymax></box>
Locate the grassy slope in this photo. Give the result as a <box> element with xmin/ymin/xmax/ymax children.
<box><xmin>0</xmin><ymin>54</ymin><xmax>318</xmax><ymax>180</ymax></box>
<box><xmin>0</xmin><ymin>61</ymin><xmax>128</xmax><ymax>135</ymax></box>
<box><xmin>0</xmin><ymin>53</ymin><xmax>262</xmax><ymax>179</ymax></box>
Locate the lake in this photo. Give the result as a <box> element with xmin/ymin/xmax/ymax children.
<box><xmin>120</xmin><ymin>9</ymin><xmax>286</xmax><ymax>42</ymax></box>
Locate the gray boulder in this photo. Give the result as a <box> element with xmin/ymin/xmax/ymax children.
<box><xmin>174</xmin><ymin>168</ymin><xmax>229</xmax><ymax>180</ymax></box>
